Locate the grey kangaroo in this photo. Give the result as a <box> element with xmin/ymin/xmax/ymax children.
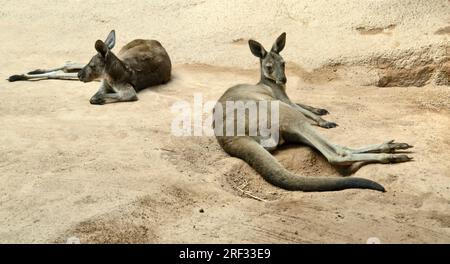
<box><xmin>9</xmin><ymin>30</ymin><xmax>171</xmax><ymax>105</ymax></box>
<box><xmin>215</xmin><ymin>33</ymin><xmax>413</xmax><ymax>192</ymax></box>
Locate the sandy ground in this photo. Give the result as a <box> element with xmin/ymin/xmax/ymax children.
<box><xmin>0</xmin><ymin>1</ymin><xmax>449</xmax><ymax>243</ymax></box>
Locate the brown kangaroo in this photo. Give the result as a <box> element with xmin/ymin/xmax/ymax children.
<box><xmin>9</xmin><ymin>30</ymin><xmax>172</xmax><ymax>105</ymax></box>
<box><xmin>214</xmin><ymin>33</ymin><xmax>413</xmax><ymax>192</ymax></box>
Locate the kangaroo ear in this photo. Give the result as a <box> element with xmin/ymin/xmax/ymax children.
<box><xmin>248</xmin><ymin>40</ymin><xmax>267</xmax><ymax>58</ymax></box>
<box><xmin>271</xmin><ymin>32</ymin><xmax>286</xmax><ymax>54</ymax></box>
<box><xmin>95</xmin><ymin>40</ymin><xmax>108</xmax><ymax>57</ymax></box>
<box><xmin>104</xmin><ymin>30</ymin><xmax>116</xmax><ymax>50</ymax></box>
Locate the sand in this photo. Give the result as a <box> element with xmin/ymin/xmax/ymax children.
<box><xmin>0</xmin><ymin>0</ymin><xmax>449</xmax><ymax>243</ymax></box>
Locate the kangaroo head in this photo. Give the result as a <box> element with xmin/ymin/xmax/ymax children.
<box><xmin>249</xmin><ymin>32</ymin><xmax>287</xmax><ymax>85</ymax></box>
<box><xmin>78</xmin><ymin>30</ymin><xmax>116</xmax><ymax>82</ymax></box>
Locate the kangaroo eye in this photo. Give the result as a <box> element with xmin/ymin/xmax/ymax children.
<box><xmin>266</xmin><ymin>64</ymin><xmax>273</xmax><ymax>72</ymax></box>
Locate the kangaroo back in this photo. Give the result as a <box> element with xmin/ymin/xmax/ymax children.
<box><xmin>119</xmin><ymin>39</ymin><xmax>172</xmax><ymax>91</ymax></box>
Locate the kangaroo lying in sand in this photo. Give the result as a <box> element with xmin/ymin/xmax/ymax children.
<box><xmin>9</xmin><ymin>30</ymin><xmax>171</xmax><ymax>105</ymax></box>
<box><xmin>215</xmin><ymin>33</ymin><xmax>413</xmax><ymax>192</ymax></box>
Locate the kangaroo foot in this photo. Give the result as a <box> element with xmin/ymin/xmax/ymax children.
<box><xmin>318</xmin><ymin>120</ymin><xmax>338</xmax><ymax>129</ymax></box>
<box><xmin>379</xmin><ymin>140</ymin><xmax>413</xmax><ymax>153</ymax></box>
<box><xmin>386</xmin><ymin>154</ymin><xmax>414</xmax><ymax>163</ymax></box>
<box><xmin>312</xmin><ymin>108</ymin><xmax>329</xmax><ymax>116</ymax></box>
<box><xmin>352</xmin><ymin>140</ymin><xmax>414</xmax><ymax>154</ymax></box>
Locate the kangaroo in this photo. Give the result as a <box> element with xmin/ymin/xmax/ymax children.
<box><xmin>215</xmin><ymin>33</ymin><xmax>413</xmax><ymax>192</ymax></box>
<box><xmin>9</xmin><ymin>30</ymin><xmax>172</xmax><ymax>105</ymax></box>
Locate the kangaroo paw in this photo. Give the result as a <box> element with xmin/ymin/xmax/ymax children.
<box><xmin>313</xmin><ymin>108</ymin><xmax>330</xmax><ymax>116</ymax></box>
<box><xmin>90</xmin><ymin>96</ymin><xmax>106</xmax><ymax>105</ymax></box>
<box><xmin>319</xmin><ymin>121</ymin><xmax>338</xmax><ymax>129</ymax></box>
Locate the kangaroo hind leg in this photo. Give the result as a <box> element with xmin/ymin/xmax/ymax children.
<box><xmin>347</xmin><ymin>140</ymin><xmax>413</xmax><ymax>154</ymax></box>
<box><xmin>282</xmin><ymin>124</ymin><xmax>413</xmax><ymax>167</ymax></box>
<box><xmin>27</xmin><ymin>62</ymin><xmax>85</xmax><ymax>74</ymax></box>
<box><xmin>8</xmin><ymin>62</ymin><xmax>84</xmax><ymax>82</ymax></box>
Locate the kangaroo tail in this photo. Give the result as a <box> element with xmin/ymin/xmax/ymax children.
<box><xmin>225</xmin><ymin>138</ymin><xmax>385</xmax><ymax>192</ymax></box>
